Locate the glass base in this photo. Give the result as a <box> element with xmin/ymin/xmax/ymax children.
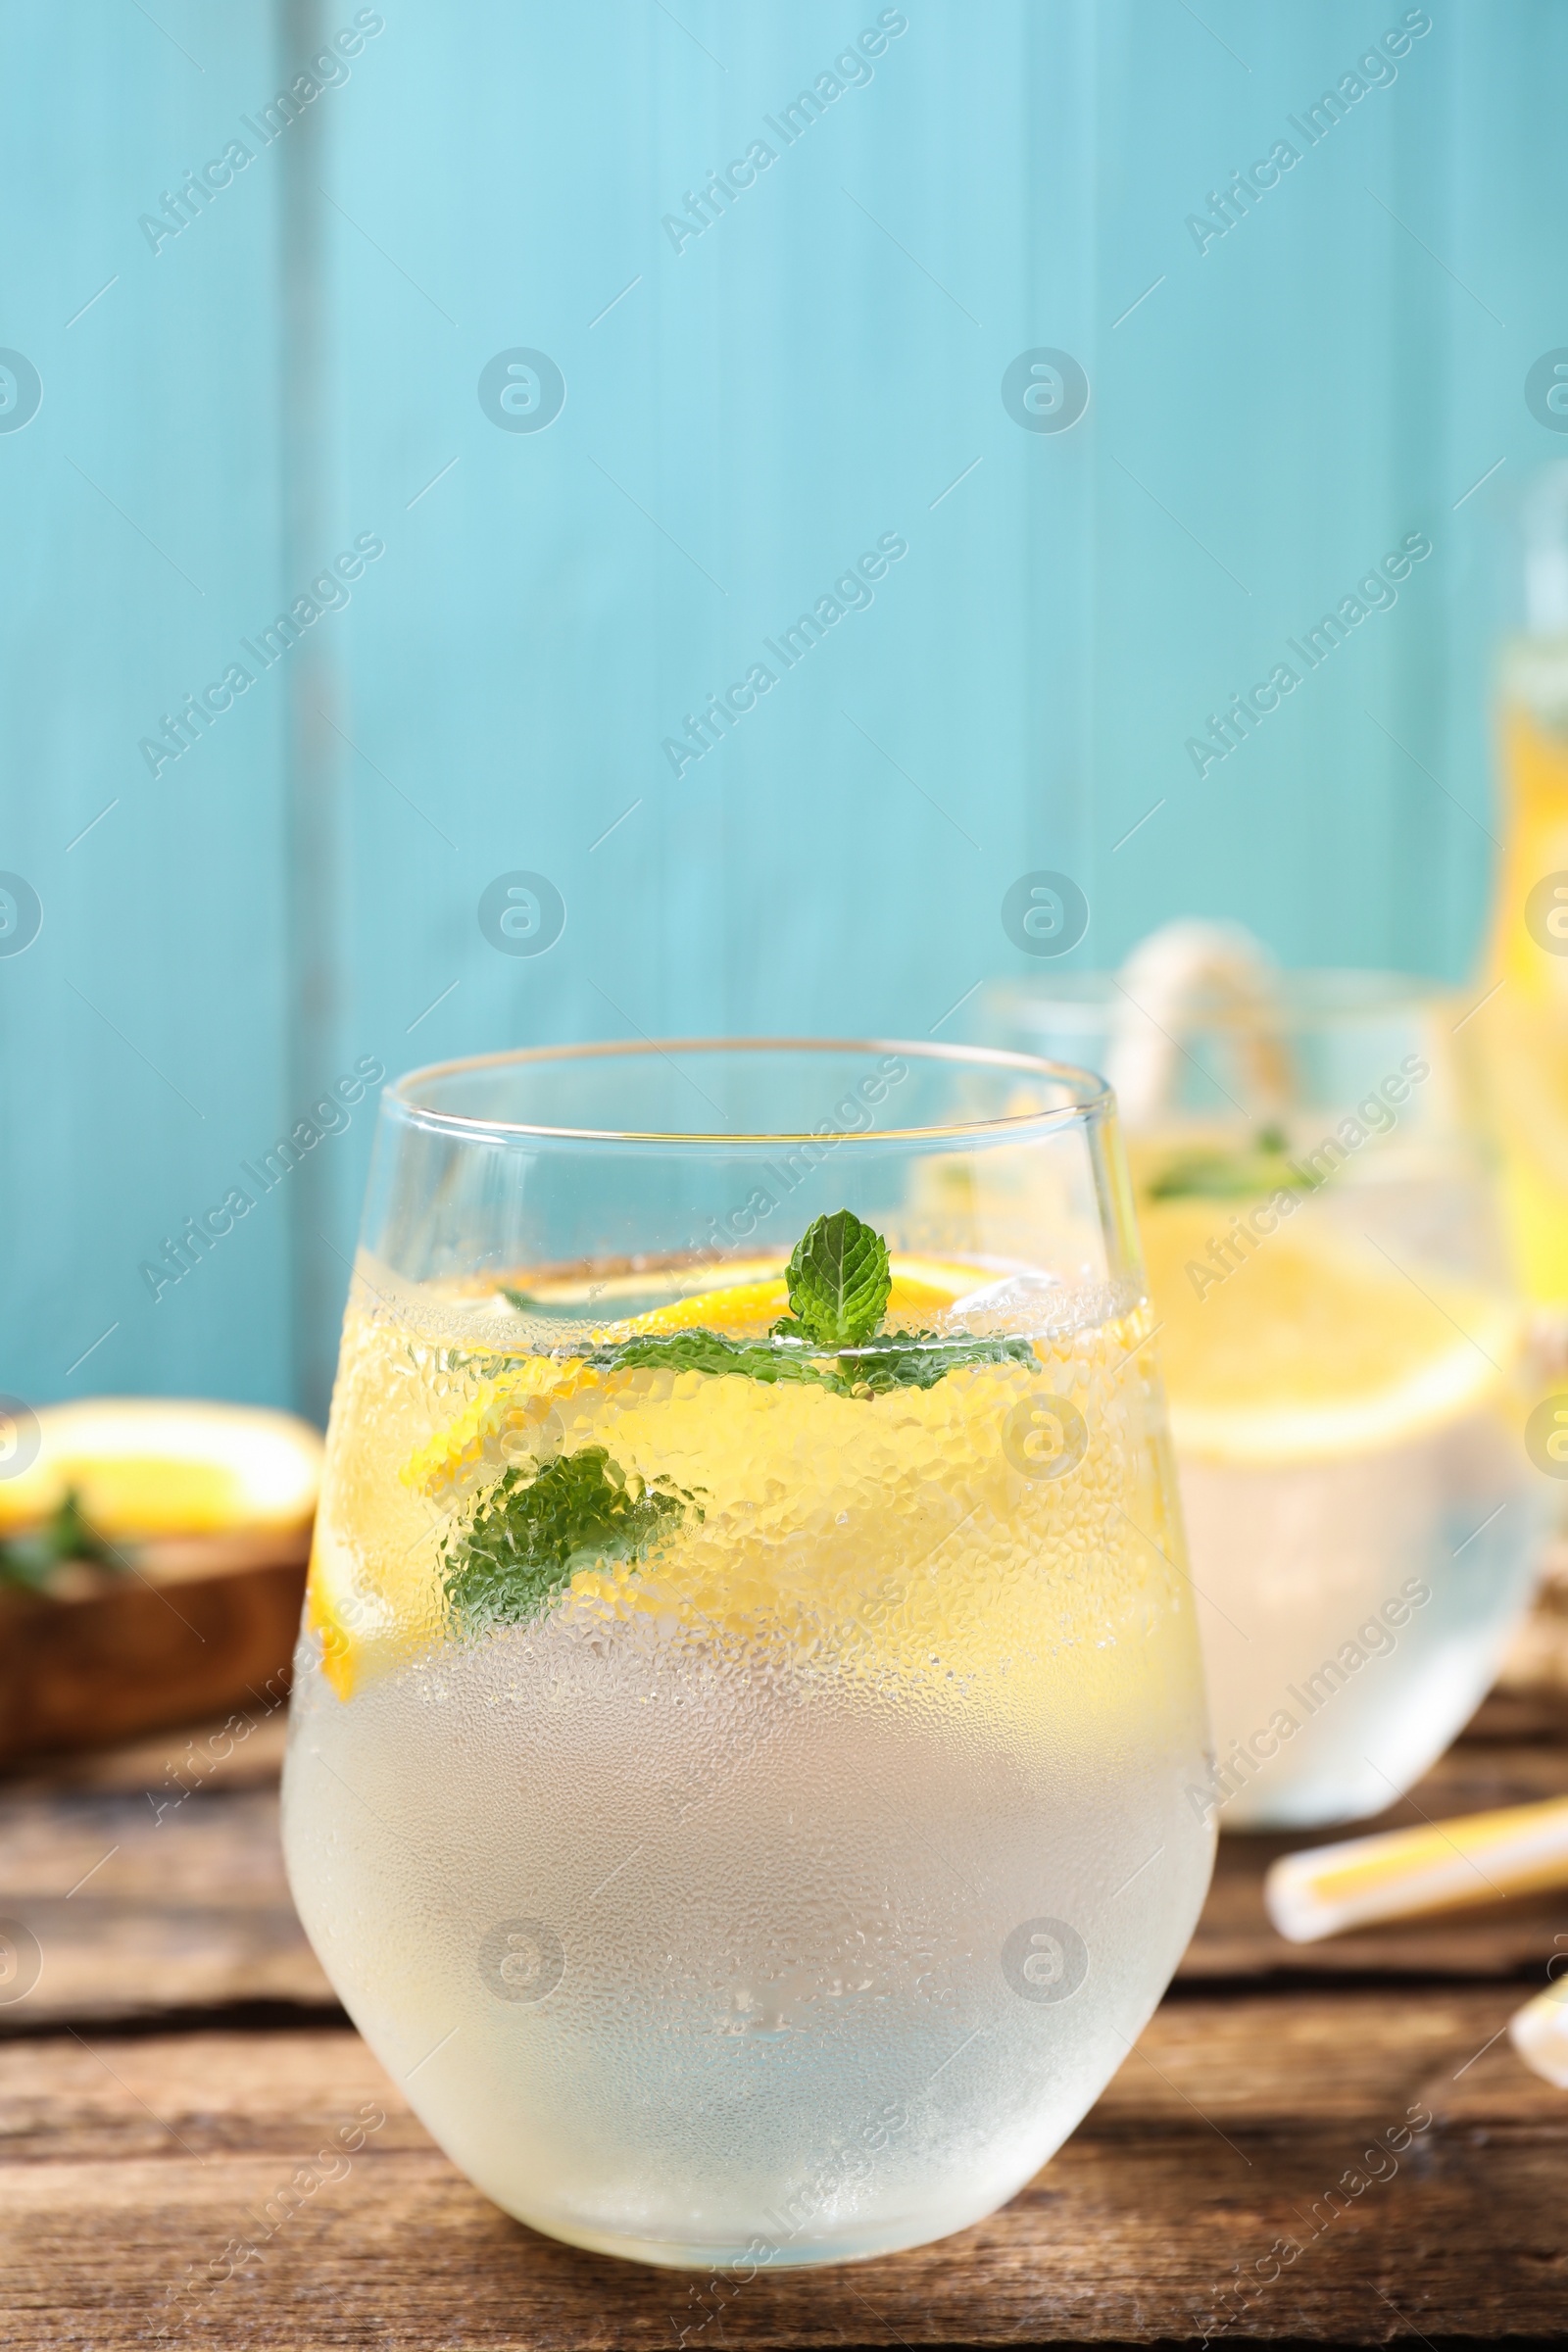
<box><xmin>489</xmin><ymin>2185</ymin><xmax>1013</xmax><ymax>2272</ymax></box>
<box><xmin>1215</xmin><ymin>1633</ymin><xmax>1528</xmax><ymax>1830</ymax></box>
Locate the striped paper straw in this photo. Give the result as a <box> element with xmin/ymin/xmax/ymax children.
<box><xmin>1264</xmin><ymin>1794</ymin><xmax>1568</xmax><ymax>1943</ymax></box>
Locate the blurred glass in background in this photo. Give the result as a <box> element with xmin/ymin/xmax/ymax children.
<box><xmin>985</xmin><ymin>938</ymin><xmax>1548</xmax><ymax>1826</ymax></box>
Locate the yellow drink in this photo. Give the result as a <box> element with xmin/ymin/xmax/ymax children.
<box><xmin>283</xmin><ymin>1243</ymin><xmax>1213</xmax><ymax>2266</ymax></box>
<box><xmin>1474</xmin><ymin>693</ymin><xmax>1568</xmax><ymax>1308</ymax></box>
<box><xmin>981</xmin><ymin>964</ymin><xmax>1544</xmax><ymax>1828</ymax></box>
<box><xmin>1130</xmin><ymin>1143</ymin><xmax>1537</xmax><ymax>1825</ymax></box>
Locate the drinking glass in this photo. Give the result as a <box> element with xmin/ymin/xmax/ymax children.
<box><xmin>984</xmin><ymin>969</ymin><xmax>1547</xmax><ymax>1829</ymax></box>
<box><xmin>1473</xmin><ymin>461</ymin><xmax>1568</xmax><ymax>1315</ymax></box>
<box><xmin>281</xmin><ymin>1040</ymin><xmax>1212</xmax><ymax>2269</ymax></box>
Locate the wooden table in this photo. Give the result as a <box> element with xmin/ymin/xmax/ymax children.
<box><xmin>3</xmin><ymin>1690</ymin><xmax>1566</xmax><ymax>2348</ymax></box>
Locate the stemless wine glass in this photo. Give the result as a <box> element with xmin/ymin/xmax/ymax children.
<box><xmin>281</xmin><ymin>1040</ymin><xmax>1213</xmax><ymax>2270</ymax></box>
<box><xmin>984</xmin><ymin>961</ymin><xmax>1548</xmax><ymax>1829</ymax></box>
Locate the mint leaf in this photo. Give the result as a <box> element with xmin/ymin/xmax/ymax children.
<box><xmin>504</xmin><ymin>1212</ymin><xmax>1032</xmax><ymax>1409</ymax></box>
<box><xmin>502</xmin><ymin>1287</ymin><xmax>589</xmax><ymax>1319</ymax></box>
<box><xmin>443</xmin><ymin>1446</ymin><xmax>700</xmax><ymax>1631</ymax></box>
<box><xmin>589</xmin><ymin>1329</ymin><xmax>832</xmax><ymax>1386</ymax></box>
<box><xmin>0</xmin><ymin>1488</ymin><xmax>121</xmax><ymax>1595</ymax></box>
<box><xmin>780</xmin><ymin>1209</ymin><xmax>891</xmax><ymax>1350</ymax></box>
<box><xmin>1147</xmin><ymin>1130</ymin><xmax>1311</xmax><ymax>1202</ymax></box>
<box><xmin>836</xmin><ymin>1330</ymin><xmax>1038</xmax><ymax>1394</ymax></box>
<box><xmin>587</xmin><ymin>1321</ymin><xmax>1035</xmax><ymax>1396</ymax></box>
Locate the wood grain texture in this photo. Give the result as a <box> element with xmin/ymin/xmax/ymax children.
<box><xmin>1190</xmin><ymin>1719</ymin><xmax>1568</xmax><ymax>1983</ymax></box>
<box><xmin>3</xmin><ymin>1697</ymin><xmax>1565</xmax><ymax>2339</ymax></box>
<box><xmin>2</xmin><ymin>2000</ymin><xmax>1564</xmax><ymax>2349</ymax></box>
<box><xmin>0</xmin><ymin>1712</ymin><xmax>332</xmax><ymax>2028</ymax></box>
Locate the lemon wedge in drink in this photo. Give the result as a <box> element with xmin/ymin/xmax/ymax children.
<box><xmin>310</xmin><ymin>1255</ymin><xmax>1172</xmax><ymax>1700</ymax></box>
<box><xmin>397</xmin><ymin>1257</ymin><xmax>981</xmax><ymax>1506</ymax></box>
<box><xmin>1139</xmin><ymin>1200</ymin><xmax>1522</xmax><ymax>1465</ymax></box>
<box><xmin>606</xmin><ymin>1258</ymin><xmax>975</xmax><ymax>1340</ymax></box>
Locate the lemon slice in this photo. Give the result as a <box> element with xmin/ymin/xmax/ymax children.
<box><xmin>402</xmin><ymin>1256</ymin><xmax>984</xmax><ymax>1502</ymax></box>
<box><xmin>611</xmin><ymin>1256</ymin><xmax>974</xmax><ymax>1340</ymax></box>
<box><xmin>0</xmin><ymin>1397</ymin><xmax>323</xmax><ymax>1537</ymax></box>
<box><xmin>1140</xmin><ymin>1201</ymin><xmax>1520</xmax><ymax>1464</ymax></box>
<box><xmin>308</xmin><ymin>1265</ymin><xmax>1179</xmax><ymax>1712</ymax></box>
<box><xmin>319</xmin><ymin>1254</ymin><xmax>1053</xmax><ymax>1699</ymax></box>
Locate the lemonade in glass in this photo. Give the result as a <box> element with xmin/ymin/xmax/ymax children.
<box><xmin>281</xmin><ymin>1041</ymin><xmax>1213</xmax><ymax>2268</ymax></box>
<box><xmin>1469</xmin><ymin>462</ymin><xmax>1568</xmax><ymax>1315</ymax></box>
<box><xmin>985</xmin><ymin>967</ymin><xmax>1546</xmax><ymax>1828</ymax></box>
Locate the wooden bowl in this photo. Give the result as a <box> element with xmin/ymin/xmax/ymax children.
<box><xmin>0</xmin><ymin>1527</ymin><xmax>311</xmax><ymax>1767</ymax></box>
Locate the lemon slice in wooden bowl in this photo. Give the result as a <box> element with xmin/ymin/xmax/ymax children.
<box><xmin>0</xmin><ymin>1397</ymin><xmax>323</xmax><ymax>1541</ymax></box>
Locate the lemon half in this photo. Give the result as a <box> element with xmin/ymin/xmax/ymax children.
<box><xmin>1140</xmin><ymin>1201</ymin><xmax>1520</xmax><ymax>1464</ymax></box>
<box><xmin>0</xmin><ymin>1397</ymin><xmax>323</xmax><ymax>1538</ymax></box>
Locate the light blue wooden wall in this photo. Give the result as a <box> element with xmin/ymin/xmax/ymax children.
<box><xmin>3</xmin><ymin>1</ymin><xmax>1563</xmax><ymax>1418</ymax></box>
<box><xmin>0</xmin><ymin>3</ymin><xmax>294</xmax><ymax>1408</ymax></box>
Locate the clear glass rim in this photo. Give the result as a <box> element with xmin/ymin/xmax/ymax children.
<box><xmin>987</xmin><ymin>966</ymin><xmax>1455</xmax><ymax>1030</ymax></box>
<box><xmin>386</xmin><ymin>1036</ymin><xmax>1112</xmax><ymax>1147</ymax></box>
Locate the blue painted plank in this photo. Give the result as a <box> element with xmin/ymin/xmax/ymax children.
<box><xmin>0</xmin><ymin>0</ymin><xmax>296</xmax><ymax>1408</ymax></box>
<box><xmin>6</xmin><ymin>2</ymin><xmax>1566</xmax><ymax>1411</ymax></box>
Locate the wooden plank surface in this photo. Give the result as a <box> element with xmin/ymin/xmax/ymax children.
<box><xmin>2</xmin><ymin>1998</ymin><xmax>1564</xmax><ymax>2349</ymax></box>
<box><xmin>0</xmin><ymin>1710</ymin><xmax>334</xmax><ymax>2028</ymax></box>
<box><xmin>3</xmin><ymin>1695</ymin><xmax>1566</xmax><ymax>2344</ymax></box>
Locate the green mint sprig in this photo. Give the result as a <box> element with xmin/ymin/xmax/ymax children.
<box><xmin>451</xmin><ymin>1211</ymin><xmax>1039</xmax><ymax>1631</ymax></box>
<box><xmin>1147</xmin><ymin>1124</ymin><xmax>1311</xmax><ymax>1202</ymax></box>
<box><xmin>442</xmin><ymin>1445</ymin><xmax>701</xmax><ymax>1631</ymax></box>
<box><xmin>832</xmin><ymin>1329</ymin><xmax>1038</xmax><ymax>1394</ymax></box>
<box><xmin>771</xmin><ymin>1209</ymin><xmax>892</xmax><ymax>1352</ymax></box>
<box><xmin>503</xmin><ymin>1208</ymin><xmax>1034</xmax><ymax>1403</ymax></box>
<box><xmin>590</xmin><ymin>1320</ymin><xmax>1032</xmax><ymax>1396</ymax></box>
<box><xmin>0</xmin><ymin>1488</ymin><xmax>121</xmax><ymax>1595</ymax></box>
<box><xmin>584</xmin><ymin>1329</ymin><xmax>828</xmax><ymax>1385</ymax></box>
<box><xmin>767</xmin><ymin>1209</ymin><xmax>1028</xmax><ymax>1391</ymax></box>
<box><xmin>501</xmin><ymin>1286</ymin><xmax>595</xmax><ymax>1319</ymax></box>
